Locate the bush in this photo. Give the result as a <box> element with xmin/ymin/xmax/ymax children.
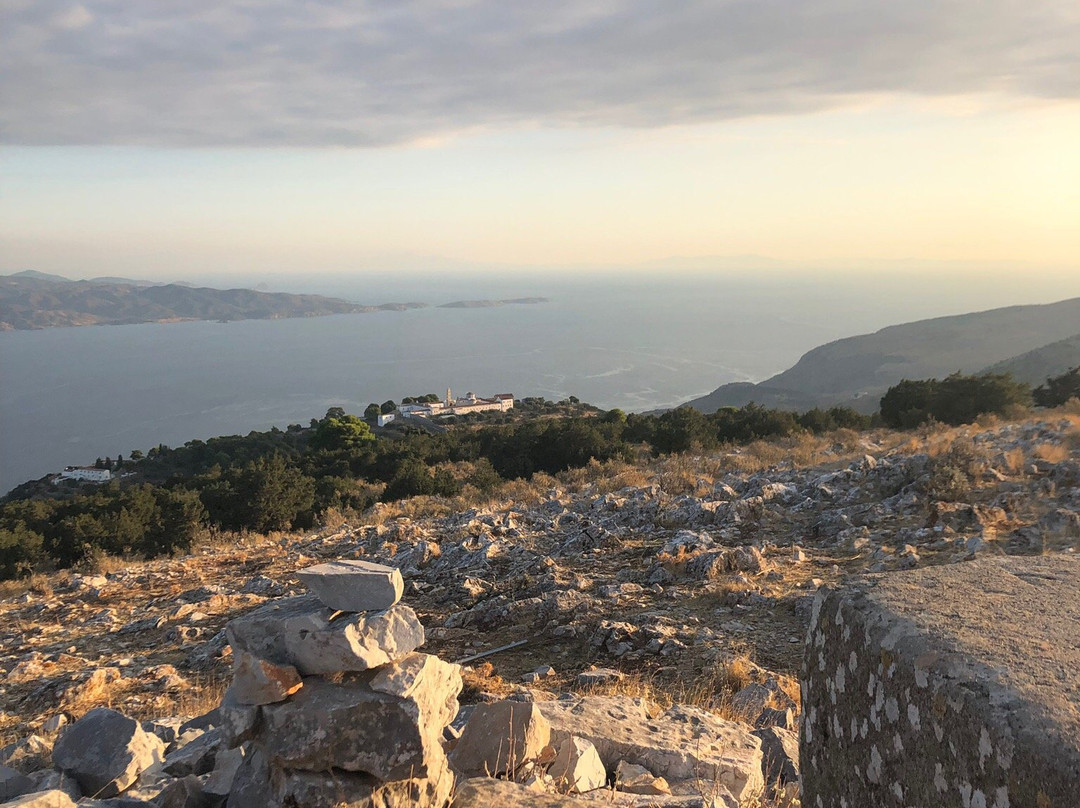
<box><xmin>880</xmin><ymin>372</ymin><xmax>1031</xmax><ymax>428</ymax></box>
<box><xmin>1034</xmin><ymin>367</ymin><xmax>1080</xmax><ymax>408</ymax></box>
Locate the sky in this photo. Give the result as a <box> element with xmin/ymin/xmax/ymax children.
<box><xmin>2</xmin><ymin>0</ymin><xmax>1079</xmax><ymax>280</ymax></box>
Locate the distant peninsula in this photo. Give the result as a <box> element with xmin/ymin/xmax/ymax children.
<box><xmin>438</xmin><ymin>297</ymin><xmax>549</xmax><ymax>308</ymax></box>
<box><xmin>0</xmin><ymin>271</ymin><xmax>546</xmax><ymax>330</ymax></box>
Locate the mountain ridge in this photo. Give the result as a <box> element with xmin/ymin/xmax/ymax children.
<box><xmin>684</xmin><ymin>296</ymin><xmax>1080</xmax><ymax>413</ymax></box>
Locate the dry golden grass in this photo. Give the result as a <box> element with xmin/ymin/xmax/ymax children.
<box><xmin>1003</xmin><ymin>447</ymin><xmax>1026</xmax><ymax>475</ymax></box>
<box><xmin>571</xmin><ymin>652</ymin><xmax>786</xmax><ymax>728</ymax></box>
<box><xmin>1032</xmin><ymin>443</ymin><xmax>1070</xmax><ymax>463</ymax></box>
<box><xmin>459</xmin><ymin>662</ymin><xmax>515</xmax><ymax>703</ymax></box>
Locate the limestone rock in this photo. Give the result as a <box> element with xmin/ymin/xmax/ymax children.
<box><xmin>452</xmin><ymin>777</ymin><xmax>579</xmax><ymax>807</ymax></box>
<box><xmin>22</xmin><ymin>772</ymin><xmax>79</xmax><ymax>802</ymax></box>
<box><xmin>228</xmin><ymin>745</ymin><xmax>453</xmax><ymax>808</ymax></box>
<box><xmin>614</xmin><ymin>760</ymin><xmax>670</xmax><ymax>795</ymax></box>
<box><xmin>226</xmin><ymin>650</ymin><xmax>302</xmax><ymax>706</ymax></box>
<box><xmin>151</xmin><ymin>775</ymin><xmax>204</xmax><ymax>808</ymax></box>
<box><xmin>258</xmin><ymin>665</ymin><xmax>454</xmax><ymax>780</ymax></box>
<box><xmin>225</xmin><ymin>595</ymin><xmax>424</xmax><ymax>675</ymax></box>
<box><xmin>369</xmin><ymin>653</ymin><xmax>463</xmax><ymax>731</ymax></box>
<box><xmin>0</xmin><ymin>736</ymin><xmax>52</xmax><ymax>774</ymax></box>
<box><xmin>202</xmin><ymin>746</ymin><xmax>245</xmax><ymax>807</ymax></box>
<box><xmin>52</xmin><ymin>708</ymin><xmax>164</xmax><ymax>799</ymax></box>
<box><xmin>0</xmin><ymin>765</ymin><xmax>33</xmax><ymax>802</ymax></box>
<box><xmin>215</xmin><ymin>694</ymin><xmax>260</xmax><ymax>748</ymax></box>
<box><xmin>549</xmin><ymin>736</ymin><xmax>606</xmax><ymax>793</ymax></box>
<box><xmin>162</xmin><ymin>729</ymin><xmax>220</xmax><ymax>777</ymax></box>
<box><xmin>575</xmin><ymin>668</ymin><xmax>624</xmax><ymax>687</ymax></box>
<box><xmin>0</xmin><ymin>791</ymin><xmax>77</xmax><ymax>808</ymax></box>
<box><xmin>751</xmin><ymin>727</ymin><xmax>798</xmax><ymax>801</ymax></box>
<box><xmin>449</xmin><ymin>700</ymin><xmax>552</xmax><ymax>777</ymax></box>
<box><xmin>296</xmin><ymin>560</ymin><xmax>403</xmax><ymax>612</ymax></box>
<box><xmin>541</xmin><ymin>696</ymin><xmax>763</xmax><ymax>801</ymax></box>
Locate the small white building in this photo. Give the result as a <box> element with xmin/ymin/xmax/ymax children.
<box><xmin>59</xmin><ymin>466</ymin><xmax>111</xmax><ymax>483</ymax></box>
<box><xmin>377</xmin><ymin>412</ymin><xmax>396</xmax><ymax>427</ymax></box>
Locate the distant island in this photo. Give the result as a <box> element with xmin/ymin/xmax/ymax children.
<box><xmin>438</xmin><ymin>297</ymin><xmax>549</xmax><ymax>308</ymax></box>
<box><xmin>0</xmin><ymin>271</ymin><xmax>547</xmax><ymax>330</ymax></box>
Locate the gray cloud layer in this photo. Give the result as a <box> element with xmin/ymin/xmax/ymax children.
<box><xmin>2</xmin><ymin>0</ymin><xmax>1078</xmax><ymax>147</ymax></box>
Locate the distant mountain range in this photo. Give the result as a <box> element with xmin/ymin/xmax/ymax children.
<box><xmin>0</xmin><ymin>272</ymin><xmax>547</xmax><ymax>330</ymax></box>
<box><xmin>684</xmin><ymin>297</ymin><xmax>1080</xmax><ymax>413</ymax></box>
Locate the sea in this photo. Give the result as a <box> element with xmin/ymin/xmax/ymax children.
<box><xmin>2</xmin><ymin>270</ymin><xmax>1075</xmax><ymax>494</ymax></box>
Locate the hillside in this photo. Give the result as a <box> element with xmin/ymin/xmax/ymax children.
<box><xmin>0</xmin><ymin>274</ymin><xmax>426</xmax><ymax>330</ymax></box>
<box><xmin>980</xmin><ymin>332</ymin><xmax>1080</xmax><ymax>386</ymax></box>
<box><xmin>0</xmin><ymin>413</ymin><xmax>1076</xmax><ymax>806</ymax></box>
<box><xmin>685</xmin><ymin>297</ymin><xmax>1080</xmax><ymax>413</ymax></box>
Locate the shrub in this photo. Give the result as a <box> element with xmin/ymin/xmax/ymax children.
<box><xmin>1034</xmin><ymin>367</ymin><xmax>1080</xmax><ymax>408</ymax></box>
<box><xmin>880</xmin><ymin>372</ymin><xmax>1032</xmax><ymax>428</ymax></box>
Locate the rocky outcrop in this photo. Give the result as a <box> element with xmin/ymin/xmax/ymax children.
<box><xmin>801</xmin><ymin>556</ymin><xmax>1080</xmax><ymax>807</ymax></box>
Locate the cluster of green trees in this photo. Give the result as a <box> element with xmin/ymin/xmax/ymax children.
<box><xmin>879</xmin><ymin>372</ymin><xmax>1032</xmax><ymax>428</ymax></box>
<box><xmin>0</xmin><ymin>485</ymin><xmax>204</xmax><ymax>578</ymax></box>
<box><xmin>1</xmin><ymin>399</ymin><xmax>873</xmax><ymax>579</ymax></box>
<box><xmin>1034</xmin><ymin>366</ymin><xmax>1080</xmax><ymax>408</ymax></box>
<box><xmin>879</xmin><ymin>365</ymin><xmax>1080</xmax><ymax>429</ymax></box>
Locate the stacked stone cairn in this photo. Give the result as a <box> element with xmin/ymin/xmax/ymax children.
<box><xmin>220</xmin><ymin>559</ymin><xmax>462</xmax><ymax>808</ymax></box>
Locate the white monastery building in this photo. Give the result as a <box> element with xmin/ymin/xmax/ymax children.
<box><xmin>398</xmin><ymin>390</ymin><xmax>514</xmax><ymax>419</ymax></box>
<box><xmin>58</xmin><ymin>466</ymin><xmax>112</xmax><ymax>483</ymax></box>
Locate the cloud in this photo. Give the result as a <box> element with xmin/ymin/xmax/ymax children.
<box><xmin>2</xmin><ymin>0</ymin><xmax>1078</xmax><ymax>147</ymax></box>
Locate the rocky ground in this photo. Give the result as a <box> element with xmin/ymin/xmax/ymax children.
<box><xmin>1</xmin><ymin>413</ymin><xmax>1077</xmax><ymax>804</ymax></box>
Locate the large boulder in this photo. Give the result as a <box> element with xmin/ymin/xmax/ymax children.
<box><xmin>802</xmin><ymin>556</ymin><xmax>1080</xmax><ymax>808</ymax></box>
<box><xmin>257</xmin><ymin>655</ymin><xmax>460</xmax><ymax>781</ymax></box>
<box><xmin>540</xmin><ymin>696</ymin><xmax>763</xmax><ymax>801</ymax></box>
<box><xmin>228</xmin><ymin>745</ymin><xmax>453</xmax><ymax>808</ymax></box>
<box><xmin>52</xmin><ymin>708</ymin><xmax>164</xmax><ymax>798</ymax></box>
<box><xmin>225</xmin><ymin>595</ymin><xmax>424</xmax><ymax>675</ymax></box>
<box><xmin>449</xmin><ymin>700</ymin><xmax>551</xmax><ymax>778</ymax></box>
<box><xmin>296</xmin><ymin>560</ymin><xmax>403</xmax><ymax>612</ymax></box>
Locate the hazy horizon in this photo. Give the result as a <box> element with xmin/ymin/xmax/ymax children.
<box><xmin>3</xmin><ymin>2</ymin><xmax>1078</xmax><ymax>276</ymax></box>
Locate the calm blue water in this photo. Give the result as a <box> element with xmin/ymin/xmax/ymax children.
<box><xmin>3</xmin><ymin>271</ymin><xmax>1076</xmax><ymax>493</ymax></box>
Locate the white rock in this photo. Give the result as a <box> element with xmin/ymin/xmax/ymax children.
<box><xmin>296</xmin><ymin>559</ymin><xmax>403</xmax><ymax>612</ymax></box>
<box><xmin>549</xmin><ymin>736</ymin><xmax>606</xmax><ymax>793</ymax></box>
<box><xmin>225</xmin><ymin>595</ymin><xmax>424</xmax><ymax>675</ymax></box>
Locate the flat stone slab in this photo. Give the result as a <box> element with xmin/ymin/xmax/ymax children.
<box><xmin>802</xmin><ymin>555</ymin><xmax>1080</xmax><ymax>808</ymax></box>
<box><xmin>226</xmin><ymin>595</ymin><xmax>424</xmax><ymax>675</ymax></box>
<box><xmin>539</xmin><ymin>695</ymin><xmax>763</xmax><ymax>801</ymax></box>
<box><xmin>296</xmin><ymin>559</ymin><xmax>403</xmax><ymax>612</ymax></box>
